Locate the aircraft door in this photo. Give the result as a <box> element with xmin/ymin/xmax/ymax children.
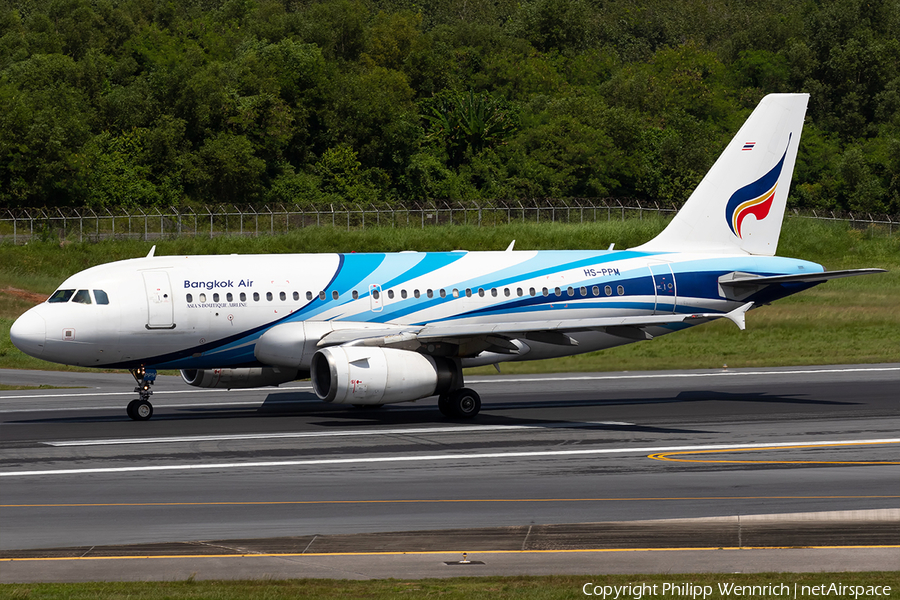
<box><xmin>649</xmin><ymin>262</ymin><xmax>677</xmax><ymax>314</ymax></box>
<box><xmin>143</xmin><ymin>271</ymin><xmax>175</xmax><ymax>329</ymax></box>
<box><xmin>369</xmin><ymin>284</ymin><xmax>383</xmax><ymax>312</ymax></box>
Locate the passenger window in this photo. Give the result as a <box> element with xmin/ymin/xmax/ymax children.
<box><xmin>93</xmin><ymin>290</ymin><xmax>109</xmax><ymax>305</ymax></box>
<box><xmin>605</xmin><ymin>285</ymin><xmax>612</xmax><ymax>296</ymax></box>
<box><xmin>580</xmin><ymin>286</ymin><xmax>587</xmax><ymax>296</ymax></box>
<box><xmin>401</xmin><ymin>290</ymin><xmax>408</xmax><ymax>299</ymax></box>
<box><xmin>542</xmin><ymin>287</ymin><xmax>549</xmax><ymax>297</ymax></box>
<box><xmin>332</xmin><ymin>290</ymin><xmax>339</xmax><ymax>300</ymax></box>
<box><xmin>48</xmin><ymin>289</ymin><xmax>75</xmax><ymax>303</ymax></box>
<box><xmin>352</xmin><ymin>290</ymin><xmax>359</xmax><ymax>300</ymax></box>
<box><xmin>319</xmin><ymin>291</ymin><xmax>326</xmax><ymax>300</ymax></box>
<box><xmin>226</xmin><ymin>292</ymin><xmax>233</xmax><ymax>302</ymax></box>
<box><xmin>306</xmin><ymin>291</ymin><xmax>313</xmax><ymax>300</ymax></box>
<box><xmin>440</xmin><ymin>289</ymin><xmax>447</xmax><ymax>298</ymax></box>
<box><xmin>504</xmin><ymin>288</ymin><xmax>511</xmax><ymax>297</ymax></box>
<box><xmin>186</xmin><ymin>293</ymin><xmax>193</xmax><ymax>303</ymax></box>
<box><xmin>253</xmin><ymin>292</ymin><xmax>259</xmax><ymax>301</ymax></box>
<box><xmin>554</xmin><ymin>287</ymin><xmax>561</xmax><ymax>297</ymax></box>
<box><xmin>213</xmin><ymin>293</ymin><xmax>219</xmax><ymax>302</ymax></box>
<box><xmin>489</xmin><ymin>288</ymin><xmax>496</xmax><ymax>297</ymax></box>
<box><xmin>567</xmin><ymin>287</ymin><xmax>574</xmax><ymax>297</ymax></box>
<box><xmin>465</xmin><ymin>289</ymin><xmax>472</xmax><ymax>298</ymax></box>
<box><xmin>427</xmin><ymin>289</ymin><xmax>434</xmax><ymax>298</ymax></box>
<box><xmin>414</xmin><ymin>289</ymin><xmax>420</xmax><ymax>299</ymax></box>
<box><xmin>517</xmin><ymin>288</ymin><xmax>524</xmax><ymax>297</ymax></box>
<box><xmin>280</xmin><ymin>291</ymin><xmax>286</xmax><ymax>301</ymax></box>
<box><xmin>529</xmin><ymin>288</ymin><xmax>536</xmax><ymax>297</ymax></box>
<box><xmin>293</xmin><ymin>291</ymin><xmax>299</xmax><ymax>301</ymax></box>
<box><xmin>452</xmin><ymin>289</ymin><xmax>460</xmax><ymax>298</ymax></box>
<box><xmin>592</xmin><ymin>286</ymin><xmax>599</xmax><ymax>296</ymax></box>
<box><xmin>617</xmin><ymin>285</ymin><xmax>625</xmax><ymax>295</ymax></box>
<box><xmin>240</xmin><ymin>292</ymin><xmax>246</xmax><ymax>302</ymax></box>
<box><xmin>72</xmin><ymin>290</ymin><xmax>92</xmax><ymax>304</ymax></box>
<box><xmin>200</xmin><ymin>293</ymin><xmax>207</xmax><ymax>302</ymax></box>
<box><xmin>267</xmin><ymin>292</ymin><xmax>273</xmax><ymax>301</ymax></box>
<box><xmin>388</xmin><ymin>290</ymin><xmax>394</xmax><ymax>299</ymax></box>
<box><xmin>372</xmin><ymin>289</ymin><xmax>380</xmax><ymax>300</ymax></box>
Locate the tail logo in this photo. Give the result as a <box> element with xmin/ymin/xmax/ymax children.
<box><xmin>725</xmin><ymin>136</ymin><xmax>791</xmax><ymax>239</ymax></box>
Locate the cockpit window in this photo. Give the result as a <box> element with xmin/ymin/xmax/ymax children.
<box><xmin>72</xmin><ymin>289</ymin><xmax>92</xmax><ymax>304</ymax></box>
<box><xmin>93</xmin><ymin>290</ymin><xmax>109</xmax><ymax>305</ymax></box>
<box><xmin>48</xmin><ymin>289</ymin><xmax>75</xmax><ymax>303</ymax></box>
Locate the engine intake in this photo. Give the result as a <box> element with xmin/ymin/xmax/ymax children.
<box><xmin>181</xmin><ymin>367</ymin><xmax>300</xmax><ymax>389</ymax></box>
<box><xmin>311</xmin><ymin>347</ymin><xmax>457</xmax><ymax>405</ymax></box>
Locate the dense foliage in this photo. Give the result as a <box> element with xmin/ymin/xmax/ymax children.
<box><xmin>1</xmin><ymin>0</ymin><xmax>899</xmax><ymax>213</ymax></box>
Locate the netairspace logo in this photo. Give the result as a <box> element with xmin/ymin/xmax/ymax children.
<box><xmin>582</xmin><ymin>582</ymin><xmax>893</xmax><ymax>599</ymax></box>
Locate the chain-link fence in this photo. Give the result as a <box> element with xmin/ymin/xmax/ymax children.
<box><xmin>1</xmin><ymin>199</ymin><xmax>896</xmax><ymax>244</ymax></box>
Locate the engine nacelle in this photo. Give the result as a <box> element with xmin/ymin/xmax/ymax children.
<box><xmin>181</xmin><ymin>367</ymin><xmax>300</xmax><ymax>389</ymax></box>
<box><xmin>311</xmin><ymin>347</ymin><xmax>457</xmax><ymax>405</ymax></box>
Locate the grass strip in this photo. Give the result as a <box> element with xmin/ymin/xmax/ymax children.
<box><xmin>1</xmin><ymin>573</ymin><xmax>898</xmax><ymax>599</ymax></box>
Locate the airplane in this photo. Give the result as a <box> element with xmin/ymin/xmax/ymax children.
<box><xmin>9</xmin><ymin>93</ymin><xmax>885</xmax><ymax>421</ymax></box>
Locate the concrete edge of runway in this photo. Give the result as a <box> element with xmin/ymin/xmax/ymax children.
<box><xmin>2</xmin><ymin>509</ymin><xmax>898</xmax><ymax>582</ymax></box>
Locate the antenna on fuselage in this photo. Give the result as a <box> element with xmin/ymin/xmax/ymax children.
<box><xmin>505</xmin><ymin>240</ymin><xmax>516</xmax><ymax>252</ymax></box>
<box><xmin>146</xmin><ymin>245</ymin><xmax>156</xmax><ymax>258</ymax></box>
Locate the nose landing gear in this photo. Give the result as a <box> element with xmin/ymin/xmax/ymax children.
<box><xmin>127</xmin><ymin>367</ymin><xmax>156</xmax><ymax>421</ymax></box>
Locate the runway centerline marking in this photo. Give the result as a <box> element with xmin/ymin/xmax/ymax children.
<box><xmin>648</xmin><ymin>441</ymin><xmax>900</xmax><ymax>464</ymax></box>
<box><xmin>2</xmin><ymin>437</ymin><xmax>899</xmax><ymax>478</ymax></box>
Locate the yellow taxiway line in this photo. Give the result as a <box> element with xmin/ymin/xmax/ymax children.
<box><xmin>648</xmin><ymin>440</ymin><xmax>900</xmax><ymax>464</ymax></box>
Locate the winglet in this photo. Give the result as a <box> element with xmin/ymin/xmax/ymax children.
<box><xmin>146</xmin><ymin>245</ymin><xmax>156</xmax><ymax>258</ymax></box>
<box><xmin>725</xmin><ymin>302</ymin><xmax>754</xmax><ymax>331</ymax></box>
<box><xmin>506</xmin><ymin>240</ymin><xmax>516</xmax><ymax>252</ymax></box>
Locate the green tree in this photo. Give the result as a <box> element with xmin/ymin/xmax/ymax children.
<box><xmin>422</xmin><ymin>89</ymin><xmax>518</xmax><ymax>168</ymax></box>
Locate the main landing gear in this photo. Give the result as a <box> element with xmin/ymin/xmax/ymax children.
<box><xmin>127</xmin><ymin>367</ymin><xmax>156</xmax><ymax>421</ymax></box>
<box><xmin>438</xmin><ymin>387</ymin><xmax>481</xmax><ymax>419</ymax></box>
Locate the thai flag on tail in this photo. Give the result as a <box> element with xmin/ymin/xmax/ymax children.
<box><xmin>742</xmin><ymin>141</ymin><xmax>756</xmax><ymax>151</ymax></box>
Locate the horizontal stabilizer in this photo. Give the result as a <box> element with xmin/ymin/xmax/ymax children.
<box><xmin>721</xmin><ymin>268</ymin><xmax>886</xmax><ymax>287</ymax></box>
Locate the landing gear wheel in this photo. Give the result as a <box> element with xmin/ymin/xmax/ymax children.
<box><xmin>127</xmin><ymin>399</ymin><xmax>153</xmax><ymax>421</ymax></box>
<box><xmin>439</xmin><ymin>388</ymin><xmax>481</xmax><ymax>418</ymax></box>
<box><xmin>128</xmin><ymin>367</ymin><xmax>157</xmax><ymax>421</ymax></box>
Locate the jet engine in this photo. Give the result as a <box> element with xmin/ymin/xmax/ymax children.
<box><xmin>311</xmin><ymin>346</ymin><xmax>457</xmax><ymax>405</ymax></box>
<box><xmin>181</xmin><ymin>367</ymin><xmax>300</xmax><ymax>389</ymax></box>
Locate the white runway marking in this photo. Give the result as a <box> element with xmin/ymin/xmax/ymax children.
<box><xmin>466</xmin><ymin>366</ymin><xmax>900</xmax><ymax>385</ymax></box>
<box><xmin>43</xmin><ymin>422</ymin><xmax>637</xmax><ymax>447</ymax></box>
<box><xmin>2</xmin><ymin>365</ymin><xmax>897</xmax><ymax>402</ymax></box>
<box><xmin>3</xmin><ymin>438</ymin><xmax>898</xmax><ymax>478</ymax></box>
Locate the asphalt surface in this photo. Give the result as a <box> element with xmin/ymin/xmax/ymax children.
<box><xmin>1</xmin><ymin>364</ymin><xmax>898</xmax><ymax>581</ymax></box>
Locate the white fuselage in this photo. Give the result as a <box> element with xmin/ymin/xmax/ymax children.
<box><xmin>10</xmin><ymin>249</ymin><xmax>822</xmax><ymax>371</ymax></box>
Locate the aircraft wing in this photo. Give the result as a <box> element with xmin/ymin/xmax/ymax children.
<box><xmin>316</xmin><ymin>303</ymin><xmax>754</xmax><ymax>353</ymax></box>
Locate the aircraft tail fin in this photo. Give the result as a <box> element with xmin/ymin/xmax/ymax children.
<box><xmin>634</xmin><ymin>93</ymin><xmax>809</xmax><ymax>256</ymax></box>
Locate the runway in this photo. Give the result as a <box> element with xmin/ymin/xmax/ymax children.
<box><xmin>1</xmin><ymin>364</ymin><xmax>898</xmax><ymax>580</ymax></box>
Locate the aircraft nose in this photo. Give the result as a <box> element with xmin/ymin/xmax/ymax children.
<box><xmin>10</xmin><ymin>308</ymin><xmax>46</xmax><ymax>358</ymax></box>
